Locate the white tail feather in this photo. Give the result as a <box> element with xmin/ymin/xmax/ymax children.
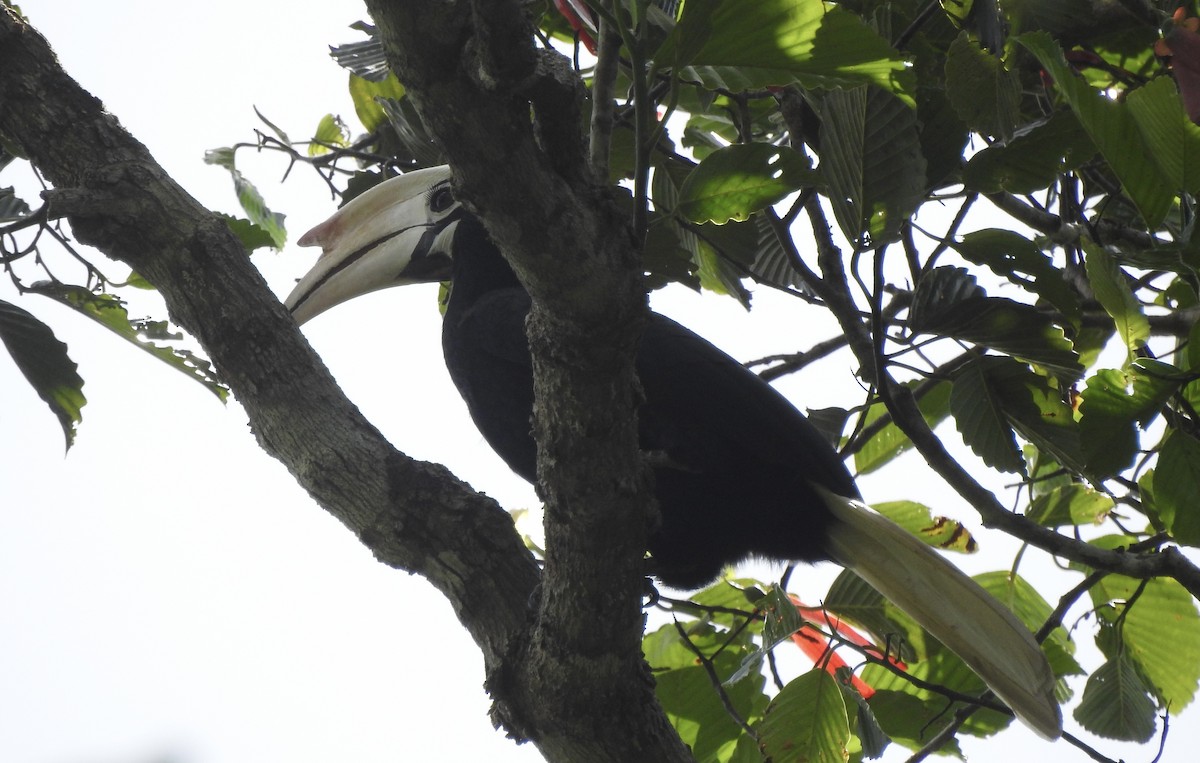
<box><xmin>821</xmin><ymin>490</ymin><xmax>1062</xmax><ymax>739</ymax></box>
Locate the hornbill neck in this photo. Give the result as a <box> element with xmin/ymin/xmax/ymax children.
<box><xmin>446</xmin><ymin>214</ymin><xmax>525</xmax><ymax>311</ymax></box>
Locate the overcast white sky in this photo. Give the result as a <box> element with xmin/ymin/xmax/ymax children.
<box><xmin>2</xmin><ymin>3</ymin><xmax>1197</xmax><ymax>762</ymax></box>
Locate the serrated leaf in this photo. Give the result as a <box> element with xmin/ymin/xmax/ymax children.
<box><xmin>28</xmin><ymin>284</ymin><xmax>228</xmax><ymax>402</ymax></box>
<box><xmin>1026</xmin><ymin>484</ymin><xmax>1114</xmax><ymax>527</ymax></box>
<box><xmin>1078</xmin><ymin>361</ymin><xmax>1183</xmax><ymax>478</ymax></box>
<box><xmin>677</xmin><ymin>144</ymin><xmax>816</xmax><ymax>224</ymax></box>
<box><xmin>308</xmin><ymin>113</ymin><xmax>349</xmax><ymax>156</ymax></box>
<box><xmin>653</xmin><ymin>0</ymin><xmax>721</xmax><ymax>67</ymax></box>
<box><xmin>0</xmin><ymin>298</ymin><xmax>86</xmax><ymax>448</ymax></box>
<box><xmin>951</xmin><ymin>358</ymin><xmax>1024</xmax><ymax>473</ymax></box>
<box><xmin>1073</xmin><ymin>654</ymin><xmax>1157</xmax><ymax>742</ymax></box>
<box><xmin>747</xmin><ymin>214</ymin><xmax>808</xmax><ymax>292</ymax></box>
<box><xmin>818</xmin><ymin>86</ymin><xmax>926</xmax><ymax>249</ymax></box>
<box><xmin>963</xmin><ymin>109</ymin><xmax>1096</xmax><ymax>194</ymax></box>
<box><xmin>660</xmin><ymin>0</ymin><xmax>913</xmax><ymax>101</ymax></box>
<box><xmin>215</xmin><ymin>213</ymin><xmax>277</xmax><ymax>254</ymax></box>
<box><xmin>945</xmin><ymin>33</ymin><xmax>1021</xmax><ymax>141</ymax></box>
<box><xmin>1081</xmin><ymin>238</ymin><xmax>1148</xmax><ymax>365</ymax></box>
<box><xmin>1154</xmin><ymin>430</ymin><xmax>1200</xmax><ymax>545</ymax></box>
<box><xmin>911</xmin><ymin>268</ymin><xmax>1082</xmax><ymax>382</ymax></box>
<box><xmin>1017</xmin><ymin>32</ymin><xmax>1174</xmax><ymax>227</ymax></box>
<box><xmin>951</xmin><ymin>356</ymin><xmax>1084</xmax><ymax>476</ymax></box>
<box><xmin>951</xmin><ymin>228</ymin><xmax>1082</xmax><ymax>325</ymax></box>
<box><xmin>330</xmin><ymin>31</ymin><xmax>390</xmax><ymax>81</ymax></box>
<box><xmin>758</xmin><ymin>669</ymin><xmax>850</xmax><ymax>763</ymax></box>
<box><xmin>1125</xmin><ymin>75</ymin><xmax>1200</xmax><ymax>195</ymax></box>
<box><xmin>653</xmin><ymin>157</ymin><xmax>760</xmax><ymax>302</ymax></box>
<box><xmin>1122</xmin><ymin>577</ymin><xmax>1200</xmax><ymax>712</ymax></box>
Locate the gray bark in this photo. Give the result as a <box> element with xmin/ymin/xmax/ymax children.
<box><xmin>0</xmin><ymin>5</ymin><xmax>690</xmax><ymax>761</ymax></box>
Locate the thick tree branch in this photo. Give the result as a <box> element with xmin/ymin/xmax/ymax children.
<box><xmin>3</xmin><ymin>6</ymin><xmax>688</xmax><ymax>762</ymax></box>
<box><xmin>0</xmin><ymin>0</ymin><xmax>539</xmax><ymax>726</ymax></box>
<box><xmin>356</xmin><ymin>2</ymin><xmax>688</xmax><ymax>761</ymax></box>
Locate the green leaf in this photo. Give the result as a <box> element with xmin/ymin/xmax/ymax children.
<box><xmin>817</xmin><ymin>86</ymin><xmax>926</xmax><ymax>249</ymax></box>
<box><xmin>951</xmin><ymin>358</ymin><xmax>1024</xmax><ymax>474</ymax></box>
<box><xmin>1085</xmin><ymin>560</ymin><xmax>1200</xmax><ymax>715</ymax></box>
<box><xmin>661</xmin><ymin>0</ymin><xmax>913</xmax><ymax>101</ymax></box>
<box><xmin>203</xmin><ymin>149</ymin><xmax>286</xmax><ymax>249</ymax></box>
<box><xmin>1026</xmin><ymin>484</ymin><xmax>1113</xmax><ymax>527</ymax></box>
<box><xmin>950</xmin><ymin>356</ymin><xmax>1083</xmax><ymax>476</ymax></box>
<box><xmin>974</xmin><ymin>572</ymin><xmax>1075</xmax><ymax>659</ymax></box>
<box><xmin>864</xmin><ymin>690</ymin><xmax>962</xmax><ymax>756</ymax></box>
<box><xmin>308</xmin><ymin>113</ymin><xmax>349</xmax><ymax>156</ymax></box>
<box><xmin>1154</xmin><ymin>430</ymin><xmax>1200</xmax><ymax>545</ymax></box>
<box><xmin>852</xmin><ymin>380</ymin><xmax>952</xmax><ymax>475</ymax></box>
<box><xmin>644</xmin><ymin>621</ymin><xmax>753</xmax><ymax>672</ymax></box>
<box><xmin>1081</xmin><ymin>238</ymin><xmax>1149</xmax><ymax>365</ymax></box>
<box><xmin>910</xmin><ymin>268</ymin><xmax>1082</xmax><ymax>382</ymax></box>
<box><xmin>1017</xmin><ymin>32</ymin><xmax>1175</xmax><ymax>227</ymax></box>
<box><xmin>28</xmin><ymin>284</ymin><xmax>228</xmax><ymax>402</ymax></box>
<box><xmin>973</xmin><ymin>572</ymin><xmax>1081</xmax><ymax>686</ymax></box>
<box><xmin>0</xmin><ymin>298</ymin><xmax>86</xmax><ymax>448</ymax></box>
<box><xmin>951</xmin><ymin>228</ymin><xmax>1082</xmax><ymax>326</ymax></box>
<box><xmin>963</xmin><ymin>109</ymin><xmax>1096</xmax><ymax>194</ymax></box>
<box><xmin>872</xmin><ymin>501</ymin><xmax>978</xmax><ymax>553</ymax></box>
<box><xmin>254</xmin><ymin>106</ymin><xmax>291</xmax><ymax>145</ymax></box>
<box><xmin>650</xmin><ymin>625</ymin><xmax>768</xmax><ymax>763</ymax></box>
<box><xmin>1073</xmin><ymin>654</ymin><xmax>1157</xmax><ymax>742</ymax></box>
<box><xmin>653</xmin><ymin>0</ymin><xmax>722</xmax><ymax>67</ymax></box>
<box><xmin>652</xmin><ymin>156</ymin><xmax>763</xmax><ymax>302</ymax></box>
<box><xmin>215</xmin><ymin>213</ymin><xmax>277</xmax><ymax>254</ymax></box>
<box><xmin>759</xmin><ymin>587</ymin><xmax>805</xmax><ymax>649</ymax></box>
<box><xmin>824</xmin><ymin>570</ymin><xmax>924</xmax><ymax>664</ymax></box>
<box><xmin>1125</xmin><ymin>75</ymin><xmax>1200</xmax><ymax>195</ymax></box>
<box><xmin>1078</xmin><ymin>361</ymin><xmax>1183</xmax><ymax>478</ymax></box>
<box><xmin>757</xmin><ymin>669</ymin><xmax>850</xmax><ymax>763</ymax></box>
<box><xmin>843</xmin><ymin>684</ymin><xmax>890</xmax><ymax>759</ymax></box>
<box><xmin>945</xmin><ymin>33</ymin><xmax>1021</xmax><ymax>141</ymax></box>
<box><xmin>727</xmin><ymin>587</ymin><xmax>805</xmax><ymax>685</ymax></box>
<box><xmin>677</xmin><ymin>144</ymin><xmax>817</xmax><ymax>224</ymax></box>
<box><xmin>348</xmin><ymin>71</ymin><xmax>406</xmax><ymax>132</ymax></box>
<box><xmin>1123</xmin><ymin>577</ymin><xmax>1200</xmax><ymax>712</ymax></box>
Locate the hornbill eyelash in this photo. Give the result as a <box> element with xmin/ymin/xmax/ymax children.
<box><xmin>428</xmin><ymin>183</ymin><xmax>455</xmax><ymax>213</ymax></box>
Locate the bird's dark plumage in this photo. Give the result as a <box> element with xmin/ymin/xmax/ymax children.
<box><xmin>285</xmin><ymin>166</ymin><xmax>1061</xmax><ymax>737</ymax></box>
<box><xmin>442</xmin><ymin>215</ymin><xmax>853</xmax><ymax>588</ymax></box>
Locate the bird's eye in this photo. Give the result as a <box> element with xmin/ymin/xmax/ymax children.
<box><xmin>429</xmin><ymin>186</ymin><xmax>455</xmax><ymax>213</ymax></box>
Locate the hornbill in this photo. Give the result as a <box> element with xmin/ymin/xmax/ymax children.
<box><xmin>284</xmin><ymin>165</ymin><xmax>1062</xmax><ymax>739</ymax></box>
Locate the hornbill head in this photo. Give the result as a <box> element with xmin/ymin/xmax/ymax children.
<box><xmin>285</xmin><ymin>165</ymin><xmax>459</xmax><ymax>324</ymax></box>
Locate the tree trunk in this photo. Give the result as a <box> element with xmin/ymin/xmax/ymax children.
<box><xmin>0</xmin><ymin>5</ymin><xmax>693</xmax><ymax>761</ymax></box>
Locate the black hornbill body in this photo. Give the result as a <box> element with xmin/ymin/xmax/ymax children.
<box><xmin>285</xmin><ymin>166</ymin><xmax>1062</xmax><ymax>738</ymax></box>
